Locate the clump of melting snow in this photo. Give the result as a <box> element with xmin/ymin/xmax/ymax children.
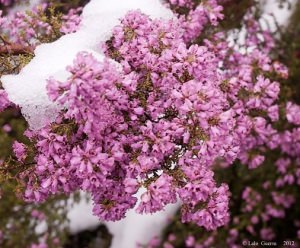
<box><xmin>68</xmin><ymin>191</ymin><xmax>179</xmax><ymax>248</ymax></box>
<box><xmin>1</xmin><ymin>0</ymin><xmax>174</xmax><ymax>130</ymax></box>
<box><xmin>107</xmin><ymin>202</ymin><xmax>179</xmax><ymax>248</ymax></box>
<box><xmin>67</xmin><ymin>193</ymin><xmax>100</xmax><ymax>233</ymax></box>
<box><xmin>260</xmin><ymin>0</ymin><xmax>297</xmax><ymax>31</ymax></box>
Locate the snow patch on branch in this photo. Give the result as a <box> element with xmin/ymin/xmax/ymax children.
<box><xmin>1</xmin><ymin>0</ymin><xmax>174</xmax><ymax>130</ymax></box>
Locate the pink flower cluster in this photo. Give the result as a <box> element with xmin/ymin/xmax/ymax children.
<box><xmin>0</xmin><ymin>90</ymin><xmax>10</xmax><ymax>112</ymax></box>
<box><xmin>60</xmin><ymin>8</ymin><xmax>82</xmax><ymax>35</ymax></box>
<box><xmin>0</xmin><ymin>4</ymin><xmax>82</xmax><ymax>48</ymax></box>
<box><xmin>18</xmin><ymin>9</ymin><xmax>240</xmax><ymax>230</ymax></box>
<box><xmin>168</xmin><ymin>0</ymin><xmax>225</xmax><ymax>41</ymax></box>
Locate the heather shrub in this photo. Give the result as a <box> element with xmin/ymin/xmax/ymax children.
<box><xmin>0</xmin><ymin>0</ymin><xmax>300</xmax><ymax>247</ymax></box>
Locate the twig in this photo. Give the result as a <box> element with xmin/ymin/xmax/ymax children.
<box><xmin>0</xmin><ymin>43</ymin><xmax>34</xmax><ymax>55</ymax></box>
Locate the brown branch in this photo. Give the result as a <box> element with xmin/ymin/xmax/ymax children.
<box><xmin>0</xmin><ymin>44</ymin><xmax>34</xmax><ymax>55</ymax></box>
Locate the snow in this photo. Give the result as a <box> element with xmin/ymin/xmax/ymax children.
<box><xmin>107</xmin><ymin>203</ymin><xmax>179</xmax><ymax>248</ymax></box>
<box><xmin>1</xmin><ymin>0</ymin><xmax>174</xmax><ymax>130</ymax></box>
<box><xmin>67</xmin><ymin>193</ymin><xmax>100</xmax><ymax>233</ymax></box>
<box><xmin>260</xmin><ymin>0</ymin><xmax>297</xmax><ymax>32</ymax></box>
<box><xmin>68</xmin><ymin>191</ymin><xmax>179</xmax><ymax>248</ymax></box>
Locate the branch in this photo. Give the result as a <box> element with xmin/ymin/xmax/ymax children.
<box><xmin>0</xmin><ymin>43</ymin><xmax>34</xmax><ymax>55</ymax></box>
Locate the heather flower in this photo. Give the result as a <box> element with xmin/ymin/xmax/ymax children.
<box><xmin>30</xmin><ymin>243</ymin><xmax>48</xmax><ymax>248</ymax></box>
<box><xmin>92</xmin><ymin>183</ymin><xmax>137</xmax><ymax>221</ymax></box>
<box><xmin>271</xmin><ymin>192</ymin><xmax>295</xmax><ymax>208</ymax></box>
<box><xmin>0</xmin><ymin>90</ymin><xmax>11</xmax><ymax>112</ymax></box>
<box><xmin>60</xmin><ymin>8</ymin><xmax>82</xmax><ymax>34</ymax></box>
<box><xmin>248</xmin><ymin>155</ymin><xmax>265</xmax><ymax>169</ymax></box>
<box><xmin>12</xmin><ymin>141</ymin><xmax>27</xmax><ymax>162</ymax></box>
<box><xmin>273</xmin><ymin>61</ymin><xmax>288</xmax><ymax>79</ymax></box>
<box><xmin>181</xmin><ymin>184</ymin><xmax>230</xmax><ymax>230</ymax></box>
<box><xmin>185</xmin><ymin>235</ymin><xmax>195</xmax><ymax>247</ymax></box>
<box><xmin>286</xmin><ymin>102</ymin><xmax>300</xmax><ymax>125</ymax></box>
<box><xmin>124</xmin><ymin>178</ymin><xmax>139</xmax><ymax>194</ymax></box>
<box><xmin>31</xmin><ymin>209</ymin><xmax>46</xmax><ymax>221</ymax></box>
<box><xmin>260</xmin><ymin>228</ymin><xmax>275</xmax><ymax>240</ymax></box>
<box><xmin>137</xmin><ymin>173</ymin><xmax>176</xmax><ymax>214</ymax></box>
<box><xmin>250</xmin><ymin>215</ymin><xmax>259</xmax><ymax>224</ymax></box>
<box><xmin>2</xmin><ymin>124</ymin><xmax>12</xmax><ymax>133</ymax></box>
<box><xmin>275</xmin><ymin>158</ymin><xmax>291</xmax><ymax>174</ymax></box>
<box><xmin>267</xmin><ymin>105</ymin><xmax>279</xmax><ymax>122</ymax></box>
